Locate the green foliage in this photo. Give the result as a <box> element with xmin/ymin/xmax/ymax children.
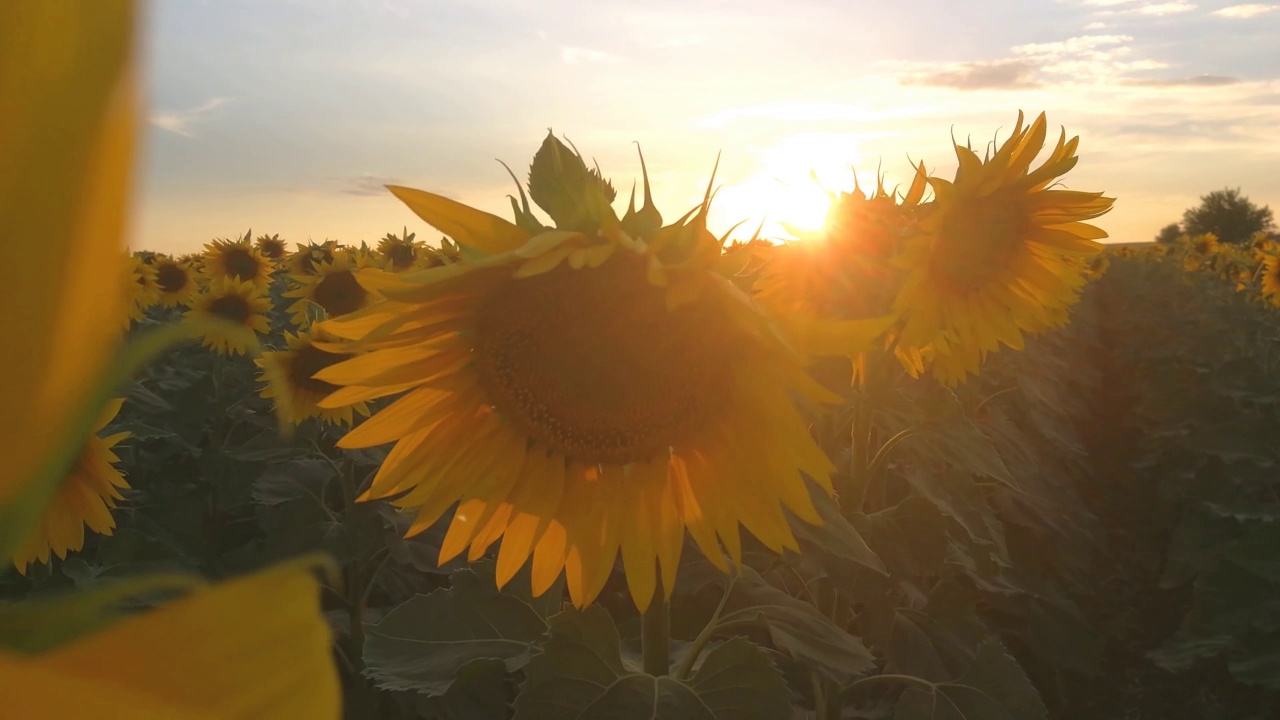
<box><xmin>1155</xmin><ymin>222</ymin><xmax>1182</xmax><ymax>244</ymax></box>
<box><xmin>1181</xmin><ymin>187</ymin><xmax>1275</xmax><ymax>244</ymax></box>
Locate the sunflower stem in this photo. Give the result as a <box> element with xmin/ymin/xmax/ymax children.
<box><xmin>641</xmin><ymin>582</ymin><xmax>671</xmax><ymax>676</ymax></box>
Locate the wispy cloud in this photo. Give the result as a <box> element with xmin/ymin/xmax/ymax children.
<box><xmin>1121</xmin><ymin>74</ymin><xmax>1240</xmax><ymax>86</ymax></box>
<box><xmin>148</xmin><ymin>96</ymin><xmax>231</xmax><ymax>138</ymax></box>
<box><xmin>900</xmin><ymin>59</ymin><xmax>1040</xmax><ymax>90</ymax></box>
<box><xmin>1213</xmin><ymin>3</ymin><xmax>1276</xmax><ymax>17</ymax></box>
<box><xmin>1133</xmin><ymin>2</ymin><xmax>1196</xmax><ymax>15</ymax></box>
<box><xmin>343</xmin><ymin>174</ymin><xmax>407</xmax><ymax>197</ymax></box>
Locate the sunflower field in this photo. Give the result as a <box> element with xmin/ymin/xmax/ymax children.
<box><xmin>5</xmin><ymin>4</ymin><xmax>1280</xmax><ymax>720</ymax></box>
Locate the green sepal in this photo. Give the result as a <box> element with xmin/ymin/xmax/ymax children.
<box><xmin>527</xmin><ymin>132</ymin><xmax>617</xmax><ymax>233</ymax></box>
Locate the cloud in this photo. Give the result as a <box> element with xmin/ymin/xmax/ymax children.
<box><xmin>900</xmin><ymin>59</ymin><xmax>1040</xmax><ymax>90</ymax></box>
<box><xmin>1213</xmin><ymin>3</ymin><xmax>1276</xmax><ymax>17</ymax></box>
<box><xmin>1134</xmin><ymin>1</ymin><xmax>1196</xmax><ymax>14</ymax></box>
<box><xmin>560</xmin><ymin>46</ymin><xmax>621</xmax><ymax>64</ymax></box>
<box><xmin>343</xmin><ymin>174</ymin><xmax>407</xmax><ymax>196</ymax></box>
<box><xmin>1085</xmin><ymin>21</ymin><xmax>1108</xmax><ymax>28</ymax></box>
<box><xmin>148</xmin><ymin>96</ymin><xmax>230</xmax><ymax>138</ymax></box>
<box><xmin>1122</xmin><ymin>74</ymin><xmax>1240</xmax><ymax>86</ymax></box>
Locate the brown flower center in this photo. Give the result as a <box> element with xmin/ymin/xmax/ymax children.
<box><xmin>294</xmin><ymin>246</ymin><xmax>335</xmax><ymax>275</ymax></box>
<box><xmin>473</xmin><ymin>252</ymin><xmax>736</xmax><ymax>464</ymax></box>
<box><xmin>208</xmin><ymin>294</ymin><xmax>252</xmax><ymax>324</ymax></box>
<box><xmin>312</xmin><ymin>270</ymin><xmax>368</xmax><ymax>317</ymax></box>
<box><xmin>287</xmin><ymin>344</ymin><xmax>347</xmax><ymax>395</ymax></box>
<box><xmin>932</xmin><ymin>192</ymin><xmax>1026</xmax><ymax>291</ymax></box>
<box><xmin>156</xmin><ymin>263</ymin><xmax>189</xmax><ymax>293</ymax></box>
<box><xmin>223</xmin><ymin>246</ymin><xmax>263</xmax><ymax>282</ymax></box>
<box><xmin>257</xmin><ymin>238</ymin><xmax>286</xmax><ymax>259</ymax></box>
<box><xmin>387</xmin><ymin>243</ymin><xmax>416</xmax><ymax>270</ymax></box>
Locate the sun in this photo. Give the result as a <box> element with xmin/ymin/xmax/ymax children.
<box><xmin>710</xmin><ymin>133</ymin><xmax>880</xmax><ymax>240</ymax></box>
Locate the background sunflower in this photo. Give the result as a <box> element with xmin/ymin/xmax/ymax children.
<box><xmin>185</xmin><ymin>277</ymin><xmax>272</xmax><ymax>355</ymax></box>
<box><xmin>256</xmin><ymin>330</ymin><xmax>371</xmax><ymax>425</ymax></box>
<box><xmin>891</xmin><ymin>111</ymin><xmax>1114</xmax><ymax>385</ymax></box>
<box><xmin>202</xmin><ymin>237</ymin><xmax>272</xmax><ymax>290</ymax></box>
<box><xmin>151</xmin><ymin>254</ymin><xmax>200</xmax><ymax>307</ymax></box>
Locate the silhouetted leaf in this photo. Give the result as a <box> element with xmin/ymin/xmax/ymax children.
<box><xmin>364</xmin><ymin>568</ymin><xmax>547</xmax><ymax>695</ymax></box>
<box><xmin>893</xmin><ymin>642</ymin><xmax>1048</xmax><ymax>720</ymax></box>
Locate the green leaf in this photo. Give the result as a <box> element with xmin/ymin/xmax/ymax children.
<box><xmin>903</xmin><ymin>467</ymin><xmax>1008</xmax><ymax>561</ymax></box>
<box><xmin>514</xmin><ymin>606</ymin><xmax>787</xmax><ymax>720</ymax></box>
<box><xmin>893</xmin><ymin>642</ymin><xmax>1048</xmax><ymax>720</ymax></box>
<box><xmin>1227</xmin><ymin>632</ymin><xmax>1280</xmax><ymax>690</ymax></box>
<box><xmin>686</xmin><ymin>637</ymin><xmax>793</xmax><ymax>720</ymax></box>
<box><xmin>716</xmin><ymin>566</ymin><xmax>874</xmax><ymax>685</ymax></box>
<box><xmin>790</xmin><ymin>478</ymin><xmax>886</xmax><ymax>576</ymax></box>
<box><xmin>527</xmin><ymin>132</ymin><xmax>617</xmax><ymax>232</ymax></box>
<box><xmin>363</xmin><ymin>567</ymin><xmax>548</xmax><ymax>695</ymax></box>
<box><xmin>856</xmin><ymin>497</ymin><xmax>949</xmax><ymax>580</ymax></box>
<box><xmin>413</xmin><ymin>658</ymin><xmax>513</xmax><ymax>720</ymax></box>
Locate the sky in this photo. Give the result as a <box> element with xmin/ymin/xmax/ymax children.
<box><xmin>134</xmin><ymin>0</ymin><xmax>1280</xmax><ymax>254</ymax></box>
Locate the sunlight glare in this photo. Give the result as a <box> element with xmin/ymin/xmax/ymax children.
<box><xmin>711</xmin><ymin>132</ymin><xmax>905</xmax><ymax>242</ymax></box>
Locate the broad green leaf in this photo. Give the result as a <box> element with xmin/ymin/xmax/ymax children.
<box><xmin>363</xmin><ymin>567</ymin><xmax>547</xmax><ymax>695</ymax></box>
<box><xmin>893</xmin><ymin>642</ymin><xmax>1048</xmax><ymax>720</ymax></box>
<box><xmin>1227</xmin><ymin>633</ymin><xmax>1280</xmax><ymax>690</ymax></box>
<box><xmin>856</xmin><ymin>497</ymin><xmax>949</xmax><ymax>580</ymax></box>
<box><xmin>514</xmin><ymin>606</ymin><xmax>786</xmax><ymax>720</ymax></box>
<box><xmin>716</xmin><ymin>566</ymin><xmax>874</xmax><ymax>685</ymax></box>
<box><xmin>686</xmin><ymin>638</ymin><xmax>793</xmax><ymax>720</ymax></box>
<box><xmin>790</xmin><ymin>478</ymin><xmax>886</xmax><ymax>576</ymax></box>
<box><xmin>413</xmin><ymin>658</ymin><xmax>512</xmax><ymax>720</ymax></box>
<box><xmin>903</xmin><ymin>467</ymin><xmax>1009</xmax><ymax>561</ymax></box>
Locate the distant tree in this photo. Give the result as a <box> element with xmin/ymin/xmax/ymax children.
<box><xmin>1181</xmin><ymin>187</ymin><xmax>1274</xmax><ymax>245</ymax></box>
<box><xmin>1154</xmin><ymin>222</ymin><xmax>1182</xmax><ymax>244</ymax></box>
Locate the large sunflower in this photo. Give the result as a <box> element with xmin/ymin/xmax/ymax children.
<box><xmin>892</xmin><ymin>111</ymin><xmax>1114</xmax><ymax>385</ymax></box>
<box><xmin>152</xmin><ymin>254</ymin><xmax>200</xmax><ymax>307</ymax></box>
<box><xmin>202</xmin><ymin>237</ymin><xmax>272</xmax><ymax>290</ymax></box>
<box><xmin>256</xmin><ymin>330</ymin><xmax>371</xmax><ymax>426</ymax></box>
<box><xmin>186</xmin><ymin>278</ymin><xmax>272</xmax><ymax>355</ymax></box>
<box><xmin>314</xmin><ymin>142</ymin><xmax>838</xmax><ymax>611</ymax></box>
<box><xmin>12</xmin><ymin>398</ymin><xmax>130</xmax><ymax>574</ymax></box>
<box><xmin>284</xmin><ymin>249</ymin><xmax>391</xmax><ymax>326</ymax></box>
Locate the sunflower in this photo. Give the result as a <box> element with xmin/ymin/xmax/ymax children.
<box><xmin>186</xmin><ymin>278</ymin><xmax>272</xmax><ymax>355</ymax></box>
<box><xmin>202</xmin><ymin>237</ymin><xmax>272</xmax><ymax>290</ymax></box>
<box><xmin>11</xmin><ymin>398</ymin><xmax>130</xmax><ymax>574</ymax></box>
<box><xmin>284</xmin><ymin>249</ymin><xmax>389</xmax><ymax>326</ymax></box>
<box><xmin>256</xmin><ymin>330</ymin><xmax>371</xmax><ymax>426</ymax></box>
<box><xmin>753</xmin><ymin>169</ymin><xmax>927</xmax><ymax>382</ymax></box>
<box><xmin>287</xmin><ymin>240</ymin><xmax>341</xmax><ymax>277</ymax></box>
<box><xmin>255</xmin><ymin>232</ymin><xmax>289</xmax><ymax>261</ymax></box>
<box><xmin>1261</xmin><ymin>255</ymin><xmax>1280</xmax><ymax>308</ymax></box>
<box><xmin>314</xmin><ymin>147</ymin><xmax>838</xmax><ymax>611</ymax></box>
<box><xmin>152</xmin><ymin>255</ymin><xmax>200</xmax><ymax>307</ymax></box>
<box><xmin>892</xmin><ymin>111</ymin><xmax>1115</xmax><ymax>386</ymax></box>
<box><xmin>124</xmin><ymin>253</ymin><xmax>160</xmax><ymax>326</ymax></box>
<box><xmin>376</xmin><ymin>228</ymin><xmax>432</xmax><ymax>271</ymax></box>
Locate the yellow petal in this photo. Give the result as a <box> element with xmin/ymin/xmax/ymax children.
<box><xmin>1</xmin><ymin>3</ymin><xmax>134</xmax><ymax>503</ymax></box>
<box><xmin>387</xmin><ymin>185</ymin><xmax>529</xmax><ymax>255</ymax></box>
<box><xmin>23</xmin><ymin>559</ymin><xmax>339</xmax><ymax>719</ymax></box>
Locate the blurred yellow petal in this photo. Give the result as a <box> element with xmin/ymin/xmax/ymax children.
<box><xmin>0</xmin><ymin>3</ymin><xmax>135</xmax><ymax>502</ymax></box>
<box><xmin>21</xmin><ymin>560</ymin><xmax>339</xmax><ymax>719</ymax></box>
